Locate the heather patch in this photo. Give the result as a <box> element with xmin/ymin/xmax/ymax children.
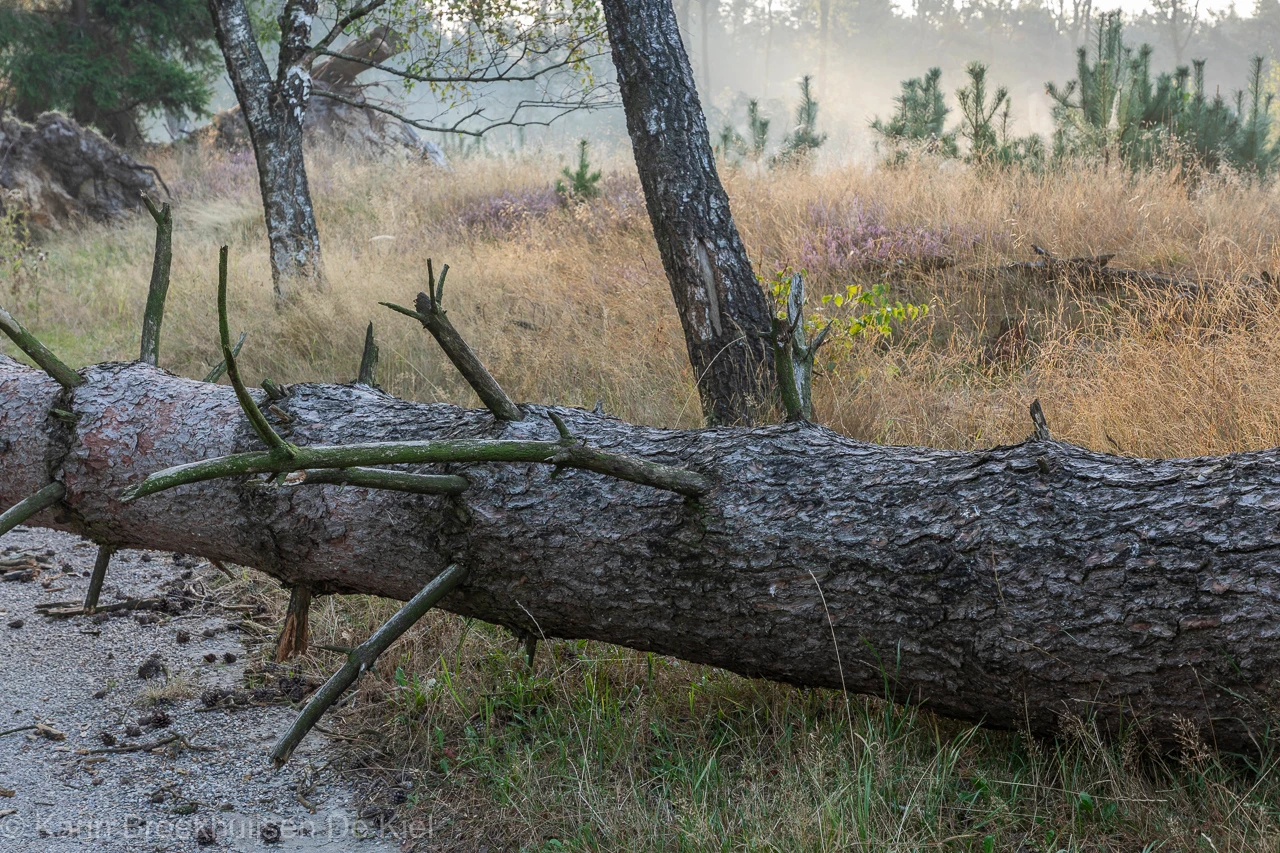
<box><xmin>799</xmin><ymin>197</ymin><xmax>991</xmax><ymax>274</ymax></box>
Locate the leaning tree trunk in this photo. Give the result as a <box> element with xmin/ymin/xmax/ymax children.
<box><xmin>600</xmin><ymin>0</ymin><xmax>776</xmax><ymax>426</ymax></box>
<box><xmin>3</xmin><ymin>354</ymin><xmax>1279</xmax><ymax>754</ymax></box>
<box><xmin>208</xmin><ymin>0</ymin><xmax>323</xmax><ymax>297</ymax></box>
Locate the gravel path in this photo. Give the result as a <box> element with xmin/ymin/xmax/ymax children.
<box><xmin>0</xmin><ymin>527</ymin><xmax>402</xmax><ymax>853</ymax></box>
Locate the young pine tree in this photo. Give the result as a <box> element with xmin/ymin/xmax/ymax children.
<box><xmin>1048</xmin><ymin>15</ymin><xmax>1279</xmax><ymax>174</ymax></box>
<box><xmin>774</xmin><ymin>75</ymin><xmax>827</xmax><ymax>167</ymax></box>
<box><xmin>870</xmin><ymin>67</ymin><xmax>959</xmax><ymax>158</ymax></box>
<box><xmin>956</xmin><ymin>62</ymin><xmax>1010</xmax><ymax>163</ymax></box>
<box><xmin>1226</xmin><ymin>56</ymin><xmax>1280</xmax><ymax>175</ymax></box>
<box><xmin>556</xmin><ymin>139</ymin><xmax>603</xmax><ymax>200</ymax></box>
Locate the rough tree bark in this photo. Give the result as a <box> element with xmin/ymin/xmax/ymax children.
<box><xmin>207</xmin><ymin>0</ymin><xmax>324</xmax><ymax>296</ymax></box>
<box><xmin>3</xmin><ymin>354</ymin><xmax>1279</xmax><ymax>753</ymax></box>
<box><xmin>600</xmin><ymin>0</ymin><xmax>776</xmax><ymax>426</ymax></box>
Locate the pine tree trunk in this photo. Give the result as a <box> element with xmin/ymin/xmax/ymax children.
<box><xmin>4</xmin><ymin>355</ymin><xmax>1280</xmax><ymax>754</ymax></box>
<box><xmin>600</xmin><ymin>0</ymin><xmax>776</xmax><ymax>426</ymax></box>
<box><xmin>207</xmin><ymin>0</ymin><xmax>323</xmax><ymax>297</ymax></box>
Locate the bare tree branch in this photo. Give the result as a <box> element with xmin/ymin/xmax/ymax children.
<box><xmin>313</xmin><ymin>43</ymin><xmax>609</xmax><ymax>85</ymax></box>
<box><xmin>311</xmin><ymin>85</ymin><xmax>616</xmax><ymax>137</ymax></box>
<box><xmin>300</xmin><ymin>0</ymin><xmax>392</xmax><ymax>68</ymax></box>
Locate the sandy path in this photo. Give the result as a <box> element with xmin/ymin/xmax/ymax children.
<box><xmin>0</xmin><ymin>528</ymin><xmax>403</xmax><ymax>852</ymax></box>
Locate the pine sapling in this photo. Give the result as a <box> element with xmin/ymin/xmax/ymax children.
<box><xmin>556</xmin><ymin>139</ymin><xmax>603</xmax><ymax>200</ymax></box>
<box><xmin>774</xmin><ymin>75</ymin><xmax>827</xmax><ymax>167</ymax></box>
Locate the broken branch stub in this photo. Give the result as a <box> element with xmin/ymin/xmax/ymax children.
<box><xmin>770</xmin><ymin>272</ymin><xmax>831</xmax><ymax>423</ymax></box>
<box><xmin>138</xmin><ymin>195</ymin><xmax>173</xmax><ymax>367</ymax></box>
<box><xmin>1030</xmin><ymin>399</ymin><xmax>1051</xmax><ymax>441</ymax></box>
<box><xmin>83</xmin><ymin>545</ymin><xmax>117</xmax><ymax>613</ymax></box>
<box><xmin>381</xmin><ymin>259</ymin><xmax>524</xmax><ymax>422</ymax></box>
<box><xmin>357</xmin><ymin>322</ymin><xmax>379</xmax><ymax>386</ymax></box>
<box><xmin>276</xmin><ymin>584</ymin><xmax>314</xmax><ymax>662</ymax></box>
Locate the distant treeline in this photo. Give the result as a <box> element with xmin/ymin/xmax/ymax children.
<box><xmin>868</xmin><ymin>13</ymin><xmax>1280</xmax><ymax>174</ymax></box>
<box><xmin>689</xmin><ymin>0</ymin><xmax>1280</xmax><ymax>97</ymax></box>
<box><xmin>687</xmin><ymin>0</ymin><xmax>1280</xmax><ymax>147</ymax></box>
<box><xmin>716</xmin><ymin>12</ymin><xmax>1280</xmax><ymax>176</ymax></box>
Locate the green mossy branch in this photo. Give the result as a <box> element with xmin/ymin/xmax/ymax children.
<box><xmin>0</xmin><ymin>482</ymin><xmax>67</xmax><ymax>537</ymax></box>
<box><xmin>294</xmin><ymin>467</ymin><xmax>470</xmax><ymax>496</ymax></box>
<box><xmin>270</xmin><ymin>563</ymin><xmax>469</xmax><ymax>767</ymax></box>
<box><xmin>122</xmin><ymin>429</ymin><xmax>711</xmax><ymax>502</ymax></box>
<box><xmin>0</xmin><ymin>306</ymin><xmax>83</xmax><ymax>390</ymax></box>
<box><xmin>138</xmin><ymin>194</ymin><xmax>173</xmax><ymax>367</ymax></box>
<box><xmin>217</xmin><ymin>246</ymin><xmax>295</xmax><ymax>459</ymax></box>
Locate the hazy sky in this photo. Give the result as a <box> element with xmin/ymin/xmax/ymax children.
<box><xmin>889</xmin><ymin>0</ymin><xmax>1254</xmax><ymax>16</ymax></box>
<box><xmin>1111</xmin><ymin>0</ymin><xmax>1248</xmax><ymax>13</ymax></box>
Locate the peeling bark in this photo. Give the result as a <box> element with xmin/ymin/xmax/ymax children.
<box><xmin>3</xmin><ymin>354</ymin><xmax>1280</xmax><ymax>753</ymax></box>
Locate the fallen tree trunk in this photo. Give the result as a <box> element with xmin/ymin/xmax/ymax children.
<box><xmin>2</xmin><ymin>355</ymin><xmax>1279</xmax><ymax>753</ymax></box>
<box><xmin>998</xmin><ymin>245</ymin><xmax>1268</xmax><ymax>297</ymax></box>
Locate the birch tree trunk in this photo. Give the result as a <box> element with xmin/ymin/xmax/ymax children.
<box><xmin>600</xmin><ymin>0</ymin><xmax>776</xmax><ymax>426</ymax></box>
<box><xmin>208</xmin><ymin>0</ymin><xmax>323</xmax><ymax>296</ymax></box>
<box><xmin>3</xmin><ymin>354</ymin><xmax>1279</xmax><ymax>754</ymax></box>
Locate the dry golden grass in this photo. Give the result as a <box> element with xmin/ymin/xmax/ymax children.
<box><xmin>7</xmin><ymin>146</ymin><xmax>1280</xmax><ymax>459</ymax></box>
<box><xmin>8</xmin><ymin>145</ymin><xmax>1280</xmax><ymax>850</ymax></box>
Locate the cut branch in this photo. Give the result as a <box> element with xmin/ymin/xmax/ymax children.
<box><xmin>138</xmin><ymin>195</ymin><xmax>173</xmax><ymax>367</ymax></box>
<box><xmin>0</xmin><ymin>307</ymin><xmax>82</xmax><ymax>390</ymax></box>
<box><xmin>382</xmin><ymin>264</ymin><xmax>523</xmax><ymax>421</ymax></box>
<box><xmin>270</xmin><ymin>563</ymin><xmax>467</xmax><ymax>766</ymax></box>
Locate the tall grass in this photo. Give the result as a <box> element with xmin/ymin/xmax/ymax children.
<box><xmin>7</xmin><ymin>145</ymin><xmax>1280</xmax><ymax>850</ymax></box>
<box><xmin>7</xmin><ymin>146</ymin><xmax>1280</xmax><ymax>456</ymax></box>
